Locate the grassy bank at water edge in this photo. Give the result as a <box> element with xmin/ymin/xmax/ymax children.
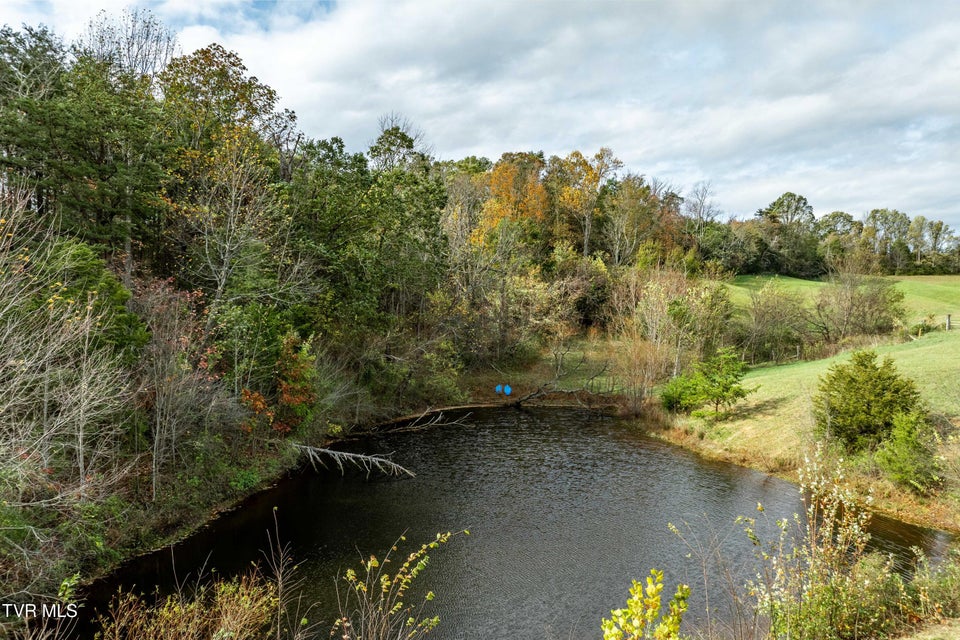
<box><xmin>659</xmin><ymin>328</ymin><xmax>960</xmax><ymax>532</ymax></box>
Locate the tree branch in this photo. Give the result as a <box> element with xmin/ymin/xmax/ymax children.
<box><xmin>292</xmin><ymin>444</ymin><xmax>414</xmax><ymax>478</ymax></box>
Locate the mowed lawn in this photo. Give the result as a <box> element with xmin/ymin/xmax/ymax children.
<box><xmin>727</xmin><ymin>274</ymin><xmax>960</xmax><ymax>325</ymax></box>
<box><xmin>671</xmin><ymin>274</ymin><xmax>960</xmax><ymax>529</ymax></box>
<box><xmin>894</xmin><ymin>275</ymin><xmax>960</xmax><ymax>324</ymax></box>
<box><xmin>721</xmin><ymin>330</ymin><xmax>960</xmax><ymax>462</ymax></box>
<box><xmin>726</xmin><ymin>274</ymin><xmax>827</xmax><ymax>311</ymax></box>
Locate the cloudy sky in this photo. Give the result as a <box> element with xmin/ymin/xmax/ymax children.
<box><xmin>5</xmin><ymin>1</ymin><xmax>960</xmax><ymax>224</ymax></box>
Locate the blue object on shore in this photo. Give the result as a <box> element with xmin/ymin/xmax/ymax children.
<box><xmin>504</xmin><ymin>385</ymin><xmax>512</xmax><ymax>396</ymax></box>
<box><xmin>495</xmin><ymin>384</ymin><xmax>503</xmax><ymax>394</ymax></box>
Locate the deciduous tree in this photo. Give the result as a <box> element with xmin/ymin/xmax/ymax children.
<box><xmin>684</xmin><ymin>180</ymin><xmax>720</xmax><ymax>244</ymax></box>
<box><xmin>0</xmin><ymin>189</ymin><xmax>135</xmax><ymax>593</ymax></box>
<box><xmin>739</xmin><ymin>280</ymin><xmax>810</xmax><ymax>364</ymax></box>
<box><xmin>603</xmin><ymin>173</ymin><xmax>660</xmax><ymax>267</ymax></box>
<box><xmin>812</xmin><ymin>269</ymin><xmax>904</xmax><ymax>343</ymax></box>
<box><xmin>548</xmin><ymin>148</ymin><xmax>621</xmax><ymax>256</ymax></box>
<box><xmin>691</xmin><ymin>346</ymin><xmax>755</xmax><ymax>416</ymax></box>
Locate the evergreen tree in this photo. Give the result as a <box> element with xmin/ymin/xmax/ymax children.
<box><xmin>813</xmin><ymin>350</ymin><xmax>922</xmax><ymax>452</ymax></box>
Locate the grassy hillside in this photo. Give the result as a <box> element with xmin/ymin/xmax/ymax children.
<box><xmin>727</xmin><ymin>273</ymin><xmax>960</xmax><ymax>325</ymax></box>
<box><xmin>726</xmin><ymin>274</ymin><xmax>827</xmax><ymax>308</ymax></box>
<box><xmin>510</xmin><ymin>273</ymin><xmax>960</xmax><ymax>529</ymax></box>
<box><xmin>893</xmin><ymin>275</ymin><xmax>960</xmax><ymax>324</ymax></box>
<box><xmin>898</xmin><ymin>619</ymin><xmax>960</xmax><ymax>640</ymax></box>
<box><xmin>666</xmin><ymin>328</ymin><xmax>960</xmax><ymax>530</ymax></box>
<box><xmin>711</xmin><ymin>330</ymin><xmax>960</xmax><ymax>455</ymax></box>
<box><xmin>669</xmin><ymin>274</ymin><xmax>960</xmax><ymax>530</ymax></box>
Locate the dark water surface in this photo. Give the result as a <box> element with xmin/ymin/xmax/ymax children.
<box><xmin>81</xmin><ymin>407</ymin><xmax>954</xmax><ymax>638</ymax></box>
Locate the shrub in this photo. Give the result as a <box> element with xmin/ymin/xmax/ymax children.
<box><xmin>812</xmin><ymin>350</ymin><xmax>922</xmax><ymax>453</ymax></box>
<box><xmin>333</xmin><ymin>531</ymin><xmax>462</xmax><ymax>640</ymax></box>
<box><xmin>812</xmin><ymin>273</ymin><xmax>905</xmax><ymax>343</ymax></box>
<box><xmin>875</xmin><ymin>411</ymin><xmax>941</xmax><ymax>494</ymax></box>
<box><xmin>660</xmin><ymin>374</ymin><xmax>702</xmax><ymax>413</ymax></box>
<box><xmin>912</xmin><ymin>548</ymin><xmax>960</xmax><ymax>619</ymax></box>
<box><xmin>96</xmin><ymin>571</ymin><xmax>276</xmax><ymax>639</ymax></box>
<box><xmin>229</xmin><ymin>468</ymin><xmax>261</xmax><ymax>492</ymax></box>
<box><xmin>660</xmin><ymin>347</ymin><xmax>755</xmax><ymax>418</ymax></box>
<box><xmin>742</xmin><ymin>447</ymin><xmax>911</xmax><ymax>640</ymax></box>
<box><xmin>613</xmin><ymin>335</ymin><xmax>671</xmax><ymax>415</ymax></box>
<box><xmin>906</xmin><ymin>313</ymin><xmax>940</xmax><ymax>338</ymax></box>
<box><xmin>274</xmin><ymin>332</ymin><xmax>320</xmax><ymax>436</ymax></box>
<box><xmin>600</xmin><ymin>569</ymin><xmax>690</xmax><ymax>640</ymax></box>
<box><xmin>739</xmin><ymin>280</ymin><xmax>810</xmax><ymax>364</ymax></box>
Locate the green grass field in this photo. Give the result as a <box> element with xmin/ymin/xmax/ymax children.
<box><xmin>893</xmin><ymin>275</ymin><xmax>960</xmax><ymax>324</ymax></box>
<box><xmin>727</xmin><ymin>274</ymin><xmax>960</xmax><ymax>324</ymax></box>
<box><xmin>726</xmin><ymin>274</ymin><xmax>827</xmax><ymax>308</ymax></box>
<box><xmin>508</xmin><ymin>273</ymin><xmax>960</xmax><ymax>528</ymax></box>
<box><xmin>670</xmin><ymin>325</ymin><xmax>960</xmax><ymax>530</ymax></box>
<box><xmin>717</xmin><ymin>330</ymin><xmax>960</xmax><ymax>460</ymax></box>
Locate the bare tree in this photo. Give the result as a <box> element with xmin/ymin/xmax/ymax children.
<box><xmin>0</xmin><ymin>24</ymin><xmax>66</xmax><ymax>103</ymax></box>
<box><xmin>130</xmin><ymin>278</ymin><xmax>239</xmax><ymax>500</ymax></box>
<box><xmin>0</xmin><ymin>189</ymin><xmax>132</xmax><ymax>596</ymax></box>
<box><xmin>75</xmin><ymin>8</ymin><xmax>178</xmax><ymax>87</ymax></box>
<box><xmin>0</xmin><ymin>189</ymin><xmax>129</xmax><ymax>499</ymax></box>
<box><xmin>740</xmin><ymin>281</ymin><xmax>811</xmax><ymax>364</ymax></box>
<box><xmin>366</xmin><ymin>112</ymin><xmax>435</xmax><ymax>174</ymax></box>
<box><xmin>603</xmin><ymin>173</ymin><xmax>659</xmax><ymax>267</ymax></box>
<box><xmin>442</xmin><ymin>170</ymin><xmax>488</xmax><ymax>254</ymax></box>
<box><xmin>684</xmin><ymin>180</ymin><xmax>721</xmax><ymax>243</ymax></box>
<box><xmin>614</xmin><ymin>265</ymin><xmax>732</xmax><ymax>377</ymax></box>
<box><xmin>650</xmin><ymin>177</ymin><xmax>683</xmax><ymax>216</ymax></box>
<box><xmin>812</xmin><ymin>256</ymin><xmax>905</xmax><ymax>343</ymax></box>
<box><xmin>183</xmin><ymin>126</ymin><xmax>303</xmax><ymax>319</ymax></box>
<box><xmin>295</xmin><ymin>445</ymin><xmax>413</xmax><ymax>478</ymax></box>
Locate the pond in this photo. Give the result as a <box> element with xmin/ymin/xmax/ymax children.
<box><xmin>80</xmin><ymin>407</ymin><xmax>954</xmax><ymax>638</ymax></box>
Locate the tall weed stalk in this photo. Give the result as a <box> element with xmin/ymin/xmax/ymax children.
<box><xmin>741</xmin><ymin>446</ymin><xmax>909</xmax><ymax>640</ymax></box>
<box><xmin>332</xmin><ymin>531</ymin><xmax>463</xmax><ymax>640</ymax></box>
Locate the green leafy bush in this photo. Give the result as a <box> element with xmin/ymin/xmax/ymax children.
<box><xmin>812</xmin><ymin>350</ymin><xmax>922</xmax><ymax>452</ymax></box>
<box><xmin>600</xmin><ymin>568</ymin><xmax>690</xmax><ymax>640</ymax></box>
<box><xmin>34</xmin><ymin>239</ymin><xmax>149</xmax><ymax>362</ymax></box>
<box><xmin>660</xmin><ymin>347</ymin><xmax>755</xmax><ymax>417</ymax></box>
<box><xmin>229</xmin><ymin>468</ymin><xmax>261</xmax><ymax>492</ymax></box>
<box><xmin>690</xmin><ymin>347</ymin><xmax>755</xmax><ymax>416</ymax></box>
<box><xmin>875</xmin><ymin>411</ymin><xmax>941</xmax><ymax>494</ymax></box>
<box><xmin>660</xmin><ymin>374</ymin><xmax>702</xmax><ymax>413</ymax></box>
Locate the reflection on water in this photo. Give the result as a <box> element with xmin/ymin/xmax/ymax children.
<box><xmin>81</xmin><ymin>407</ymin><xmax>954</xmax><ymax>639</ymax></box>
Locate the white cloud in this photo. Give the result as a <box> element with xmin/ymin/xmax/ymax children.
<box><xmin>5</xmin><ymin>0</ymin><xmax>135</xmax><ymax>40</ymax></box>
<box><xmin>5</xmin><ymin>0</ymin><xmax>960</xmax><ymax>225</ymax></box>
